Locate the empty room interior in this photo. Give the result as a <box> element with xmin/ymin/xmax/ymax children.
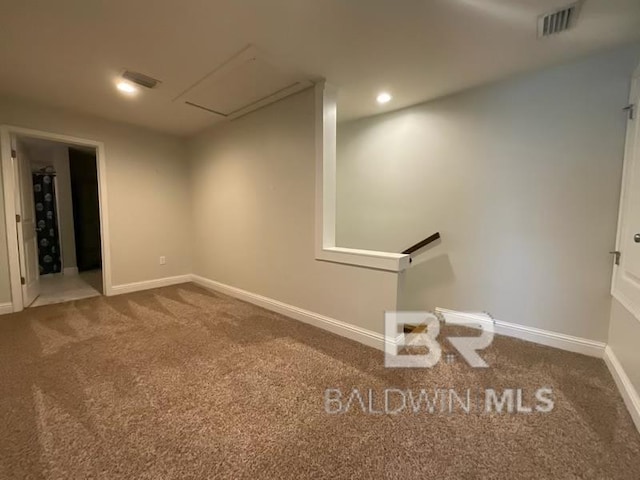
<box><xmin>1</xmin><ymin>1</ymin><xmax>640</xmax><ymax>478</ymax></box>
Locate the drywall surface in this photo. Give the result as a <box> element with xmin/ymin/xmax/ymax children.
<box><xmin>337</xmin><ymin>45</ymin><xmax>640</xmax><ymax>342</ymax></box>
<box><xmin>0</xmin><ymin>95</ymin><xmax>192</xmax><ymax>299</ymax></box>
<box><xmin>189</xmin><ymin>88</ymin><xmax>399</xmax><ymax>334</ymax></box>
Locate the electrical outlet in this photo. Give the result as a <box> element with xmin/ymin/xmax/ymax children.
<box><xmin>159</xmin><ymin>256</ymin><xmax>166</xmax><ymax>265</ymax></box>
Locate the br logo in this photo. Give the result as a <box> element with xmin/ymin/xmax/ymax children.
<box><xmin>384</xmin><ymin>311</ymin><xmax>494</xmax><ymax>368</ymax></box>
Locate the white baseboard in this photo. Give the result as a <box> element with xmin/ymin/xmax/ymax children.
<box><xmin>190</xmin><ymin>274</ymin><xmax>391</xmax><ymax>351</ymax></box>
<box><xmin>494</xmin><ymin>320</ymin><xmax>605</xmax><ymax>358</ymax></box>
<box><xmin>0</xmin><ymin>302</ymin><xmax>13</xmax><ymax>316</ymax></box>
<box><xmin>604</xmin><ymin>346</ymin><xmax>640</xmax><ymax>433</ymax></box>
<box><xmin>110</xmin><ymin>275</ymin><xmax>192</xmax><ymax>296</ymax></box>
<box><xmin>435</xmin><ymin>308</ymin><xmax>605</xmax><ymax>358</ymax></box>
<box><xmin>189</xmin><ymin>279</ymin><xmax>605</xmax><ymax>359</ymax></box>
<box><xmin>64</xmin><ymin>267</ymin><xmax>78</xmax><ymax>275</ymax></box>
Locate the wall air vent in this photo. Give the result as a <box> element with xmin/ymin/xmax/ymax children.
<box><xmin>538</xmin><ymin>2</ymin><xmax>581</xmax><ymax>38</ymax></box>
<box><xmin>122</xmin><ymin>70</ymin><xmax>161</xmax><ymax>89</ymax></box>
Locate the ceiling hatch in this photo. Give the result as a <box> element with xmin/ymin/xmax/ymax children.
<box><xmin>177</xmin><ymin>45</ymin><xmax>314</xmax><ymax>120</ymax></box>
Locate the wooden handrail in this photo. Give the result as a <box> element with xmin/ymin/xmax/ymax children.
<box><xmin>402</xmin><ymin>232</ymin><xmax>441</xmax><ymax>255</ymax></box>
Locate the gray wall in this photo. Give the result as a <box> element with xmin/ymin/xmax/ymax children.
<box><xmin>189</xmin><ymin>88</ymin><xmax>400</xmax><ymax>335</ymax></box>
<box><xmin>0</xmin><ymin>95</ymin><xmax>193</xmax><ymax>304</ymax></box>
<box><xmin>337</xmin><ymin>45</ymin><xmax>640</xmax><ymax>342</ymax></box>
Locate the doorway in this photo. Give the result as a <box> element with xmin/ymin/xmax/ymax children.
<box><xmin>1</xmin><ymin>126</ymin><xmax>112</xmax><ymax>311</ymax></box>
<box><xmin>69</xmin><ymin>148</ymin><xmax>102</xmax><ymax>273</ymax></box>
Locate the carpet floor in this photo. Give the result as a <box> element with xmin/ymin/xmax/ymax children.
<box><xmin>0</xmin><ymin>283</ymin><xmax>639</xmax><ymax>479</ymax></box>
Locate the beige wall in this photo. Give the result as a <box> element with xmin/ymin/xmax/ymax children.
<box><xmin>337</xmin><ymin>45</ymin><xmax>640</xmax><ymax>342</ymax></box>
<box><xmin>0</xmin><ymin>95</ymin><xmax>192</xmax><ymax>302</ymax></box>
<box><xmin>189</xmin><ymin>88</ymin><xmax>399</xmax><ymax>334</ymax></box>
<box><xmin>609</xmin><ymin>299</ymin><xmax>640</xmax><ymax>393</ymax></box>
<box><xmin>1</xmin><ymin>45</ymin><xmax>636</xmax><ymax>348</ymax></box>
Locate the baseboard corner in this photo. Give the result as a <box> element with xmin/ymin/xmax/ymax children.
<box><xmin>0</xmin><ymin>302</ymin><xmax>14</xmax><ymax>316</ymax></box>
<box><xmin>604</xmin><ymin>345</ymin><xmax>640</xmax><ymax>434</ymax></box>
<box><xmin>110</xmin><ymin>274</ymin><xmax>192</xmax><ymax>296</ymax></box>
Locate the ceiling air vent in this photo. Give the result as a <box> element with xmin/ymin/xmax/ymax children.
<box><xmin>122</xmin><ymin>70</ymin><xmax>161</xmax><ymax>89</ymax></box>
<box><xmin>538</xmin><ymin>2</ymin><xmax>581</xmax><ymax>38</ymax></box>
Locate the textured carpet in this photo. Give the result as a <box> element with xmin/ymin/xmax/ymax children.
<box><xmin>0</xmin><ymin>283</ymin><xmax>639</xmax><ymax>479</ymax></box>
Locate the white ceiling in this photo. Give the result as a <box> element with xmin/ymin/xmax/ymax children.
<box><xmin>1</xmin><ymin>0</ymin><xmax>639</xmax><ymax>136</ymax></box>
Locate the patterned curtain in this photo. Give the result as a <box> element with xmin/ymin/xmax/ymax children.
<box><xmin>33</xmin><ymin>171</ymin><xmax>62</xmax><ymax>275</ymax></box>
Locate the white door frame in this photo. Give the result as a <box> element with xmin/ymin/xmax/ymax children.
<box><xmin>611</xmin><ymin>67</ymin><xmax>640</xmax><ymax>322</ymax></box>
<box><xmin>1</xmin><ymin>125</ymin><xmax>113</xmax><ymax>311</ymax></box>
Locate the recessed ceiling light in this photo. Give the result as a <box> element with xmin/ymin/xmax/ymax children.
<box><xmin>377</xmin><ymin>92</ymin><xmax>392</xmax><ymax>104</ymax></box>
<box><xmin>116</xmin><ymin>81</ymin><xmax>138</xmax><ymax>95</ymax></box>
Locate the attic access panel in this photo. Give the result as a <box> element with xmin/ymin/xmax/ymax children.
<box><xmin>178</xmin><ymin>46</ymin><xmax>313</xmax><ymax>119</ymax></box>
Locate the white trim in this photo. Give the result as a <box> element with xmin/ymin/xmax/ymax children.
<box><xmin>0</xmin><ymin>302</ymin><xmax>13</xmax><ymax>316</ymax></box>
<box><xmin>191</xmin><ymin>274</ymin><xmax>393</xmax><ymax>351</ymax></box>
<box><xmin>610</xmin><ymin>71</ymin><xmax>640</xmax><ymax>325</ymax></box>
<box><xmin>14</xmin><ymin>136</ymin><xmax>39</xmax><ymax>307</ymax></box>
<box><xmin>188</xmin><ymin>279</ymin><xmax>606</xmax><ymax>359</ymax></box>
<box><xmin>0</xmin><ymin>125</ymin><xmax>113</xmax><ymax>307</ymax></box>
<box><xmin>63</xmin><ymin>267</ymin><xmax>78</xmax><ymax>275</ymax></box>
<box><xmin>313</xmin><ymin>82</ymin><xmax>410</xmax><ymax>273</ymax></box>
<box><xmin>494</xmin><ymin>320</ymin><xmax>605</xmax><ymax>358</ymax></box>
<box><xmin>435</xmin><ymin>308</ymin><xmax>605</xmax><ymax>358</ymax></box>
<box><xmin>314</xmin><ymin>82</ymin><xmax>337</xmax><ymax>255</ymax></box>
<box><xmin>317</xmin><ymin>247</ymin><xmax>411</xmax><ymax>272</ymax></box>
<box><xmin>1</xmin><ymin>129</ymin><xmax>22</xmax><ymax>312</ymax></box>
<box><xmin>110</xmin><ymin>275</ymin><xmax>192</xmax><ymax>296</ymax></box>
<box><xmin>604</xmin><ymin>346</ymin><xmax>640</xmax><ymax>433</ymax></box>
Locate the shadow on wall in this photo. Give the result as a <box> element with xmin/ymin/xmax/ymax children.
<box><xmin>398</xmin><ymin>253</ymin><xmax>456</xmax><ymax>311</ymax></box>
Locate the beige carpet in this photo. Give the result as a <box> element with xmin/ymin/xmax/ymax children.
<box><xmin>0</xmin><ymin>283</ymin><xmax>639</xmax><ymax>479</ymax></box>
